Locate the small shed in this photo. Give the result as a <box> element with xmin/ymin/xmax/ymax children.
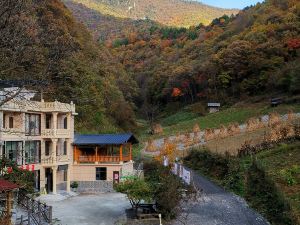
<box><xmin>271</xmin><ymin>98</ymin><xmax>283</xmax><ymax>107</ymax></box>
<box><xmin>207</xmin><ymin>103</ymin><xmax>221</xmax><ymax>113</ymax></box>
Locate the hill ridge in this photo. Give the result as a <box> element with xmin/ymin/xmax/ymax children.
<box><xmin>65</xmin><ymin>0</ymin><xmax>239</xmax><ymax>27</ymax></box>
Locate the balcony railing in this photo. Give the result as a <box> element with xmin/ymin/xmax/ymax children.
<box><xmin>41</xmin><ymin>129</ymin><xmax>71</xmax><ymax>138</ymax></box>
<box><xmin>76</xmin><ymin>155</ymin><xmax>130</xmax><ymax>164</ymax></box>
<box><xmin>0</xmin><ymin>100</ymin><xmax>75</xmax><ymax>113</ymax></box>
<box><xmin>41</xmin><ymin>155</ymin><xmax>70</xmax><ymax>165</ymax></box>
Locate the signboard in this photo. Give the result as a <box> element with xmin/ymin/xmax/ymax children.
<box><xmin>19</xmin><ymin>164</ymin><xmax>35</xmax><ymax>171</ymax></box>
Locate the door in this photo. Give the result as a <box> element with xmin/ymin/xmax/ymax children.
<box><xmin>113</xmin><ymin>171</ymin><xmax>120</xmax><ymax>184</ymax></box>
<box><xmin>45</xmin><ymin>168</ymin><xmax>53</xmax><ymax>193</ymax></box>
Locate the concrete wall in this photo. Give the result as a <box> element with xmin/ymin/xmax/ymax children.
<box><xmin>72</xmin><ymin>164</ymin><xmax>123</xmax><ymax>182</ymax></box>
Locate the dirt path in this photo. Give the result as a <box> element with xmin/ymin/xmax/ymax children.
<box><xmin>172</xmin><ymin>168</ymin><xmax>269</xmax><ymax>225</ymax></box>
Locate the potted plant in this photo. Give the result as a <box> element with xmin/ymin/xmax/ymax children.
<box><xmin>70</xmin><ymin>181</ymin><xmax>78</xmax><ymax>192</ymax></box>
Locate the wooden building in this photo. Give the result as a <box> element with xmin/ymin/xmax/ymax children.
<box><xmin>207</xmin><ymin>102</ymin><xmax>221</xmax><ymax>113</ymax></box>
<box><xmin>72</xmin><ymin>134</ymin><xmax>138</xmax><ymax>188</ymax></box>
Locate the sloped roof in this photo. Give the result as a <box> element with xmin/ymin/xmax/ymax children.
<box><xmin>74</xmin><ymin>133</ymin><xmax>139</xmax><ymax>145</ymax></box>
<box><xmin>207</xmin><ymin>103</ymin><xmax>221</xmax><ymax>107</ymax></box>
<box><xmin>0</xmin><ymin>179</ymin><xmax>19</xmax><ymax>192</ymax></box>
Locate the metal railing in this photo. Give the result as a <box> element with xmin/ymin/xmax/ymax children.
<box><xmin>17</xmin><ymin>190</ymin><xmax>52</xmax><ymax>225</ymax></box>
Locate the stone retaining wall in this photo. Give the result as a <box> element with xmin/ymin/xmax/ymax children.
<box><xmin>75</xmin><ymin>181</ymin><xmax>114</xmax><ymax>193</ymax></box>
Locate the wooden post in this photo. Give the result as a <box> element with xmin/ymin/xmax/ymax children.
<box><xmin>95</xmin><ymin>146</ymin><xmax>98</xmax><ymax>163</ymax></box>
<box><xmin>6</xmin><ymin>191</ymin><xmax>12</xmax><ymax>225</ymax></box>
<box><xmin>119</xmin><ymin>145</ymin><xmax>123</xmax><ymax>162</ymax></box>
<box><xmin>129</xmin><ymin>143</ymin><xmax>132</xmax><ymax>161</ymax></box>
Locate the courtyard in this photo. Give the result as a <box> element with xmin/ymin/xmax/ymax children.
<box><xmin>42</xmin><ymin>193</ymin><xmax>131</xmax><ymax>225</ymax></box>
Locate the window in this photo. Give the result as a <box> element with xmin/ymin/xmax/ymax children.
<box><xmin>63</xmin><ymin>170</ymin><xmax>68</xmax><ymax>182</ymax></box>
<box><xmin>4</xmin><ymin>141</ymin><xmax>23</xmax><ymax>165</ymax></box>
<box><xmin>45</xmin><ymin>141</ymin><xmax>51</xmax><ymax>156</ymax></box>
<box><xmin>45</xmin><ymin>114</ymin><xmax>52</xmax><ymax>129</ymax></box>
<box><xmin>96</xmin><ymin>167</ymin><xmax>107</xmax><ymax>180</ymax></box>
<box><xmin>25</xmin><ymin>114</ymin><xmax>41</xmax><ymax>136</ymax></box>
<box><xmin>9</xmin><ymin>117</ymin><xmax>13</xmax><ymax>128</ymax></box>
<box><xmin>63</xmin><ymin>117</ymin><xmax>68</xmax><ymax>129</ymax></box>
<box><xmin>25</xmin><ymin>141</ymin><xmax>41</xmax><ymax>164</ymax></box>
<box><xmin>63</xmin><ymin>141</ymin><xmax>67</xmax><ymax>155</ymax></box>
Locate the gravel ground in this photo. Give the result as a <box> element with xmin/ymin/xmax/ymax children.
<box><xmin>171</xmin><ymin>168</ymin><xmax>270</xmax><ymax>225</ymax></box>
<box><xmin>44</xmin><ymin>193</ymin><xmax>130</xmax><ymax>225</ymax></box>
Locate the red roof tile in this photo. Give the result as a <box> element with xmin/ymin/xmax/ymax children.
<box><xmin>0</xmin><ymin>179</ymin><xmax>19</xmax><ymax>192</ymax></box>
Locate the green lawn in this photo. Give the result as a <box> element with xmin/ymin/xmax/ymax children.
<box><xmin>136</xmin><ymin>103</ymin><xmax>300</xmax><ymax>141</ymax></box>
<box><xmin>256</xmin><ymin>142</ymin><xmax>300</xmax><ymax>223</ymax></box>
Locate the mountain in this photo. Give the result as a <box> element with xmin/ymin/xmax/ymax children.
<box><xmin>64</xmin><ymin>1</ymin><xmax>158</xmax><ymax>41</ymax></box>
<box><xmin>0</xmin><ymin>0</ymin><xmax>137</xmax><ymax>133</ymax></box>
<box><xmin>64</xmin><ymin>0</ymin><xmax>238</xmax><ymax>27</ymax></box>
<box><xmin>66</xmin><ymin>0</ymin><xmax>300</xmax><ymax>116</ymax></box>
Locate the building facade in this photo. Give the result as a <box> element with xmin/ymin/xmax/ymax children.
<box><xmin>0</xmin><ymin>99</ymin><xmax>76</xmax><ymax>194</ymax></box>
<box><xmin>0</xmin><ymin>98</ymin><xmax>139</xmax><ymax>194</ymax></box>
<box><xmin>72</xmin><ymin>134</ymin><xmax>138</xmax><ymax>192</ymax></box>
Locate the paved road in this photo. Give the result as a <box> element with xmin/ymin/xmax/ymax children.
<box><xmin>172</xmin><ymin>168</ymin><xmax>270</xmax><ymax>225</ymax></box>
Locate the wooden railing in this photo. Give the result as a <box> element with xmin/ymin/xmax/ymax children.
<box><xmin>76</xmin><ymin>155</ymin><xmax>131</xmax><ymax>163</ymax></box>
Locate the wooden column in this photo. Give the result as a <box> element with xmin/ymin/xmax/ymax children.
<box><xmin>129</xmin><ymin>143</ymin><xmax>132</xmax><ymax>161</ymax></box>
<box><xmin>95</xmin><ymin>146</ymin><xmax>98</xmax><ymax>164</ymax></box>
<box><xmin>119</xmin><ymin>145</ymin><xmax>123</xmax><ymax>162</ymax></box>
<box><xmin>74</xmin><ymin>146</ymin><xmax>78</xmax><ymax>163</ymax></box>
<box><xmin>6</xmin><ymin>191</ymin><xmax>12</xmax><ymax>225</ymax></box>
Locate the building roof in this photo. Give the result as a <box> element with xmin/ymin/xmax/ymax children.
<box><xmin>74</xmin><ymin>133</ymin><xmax>139</xmax><ymax>146</ymax></box>
<box><xmin>0</xmin><ymin>179</ymin><xmax>19</xmax><ymax>192</ymax></box>
<box><xmin>207</xmin><ymin>103</ymin><xmax>221</xmax><ymax>107</ymax></box>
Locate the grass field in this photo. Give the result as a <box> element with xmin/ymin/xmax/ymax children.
<box><xmin>136</xmin><ymin>102</ymin><xmax>300</xmax><ymax>141</ymax></box>
<box><xmin>256</xmin><ymin>142</ymin><xmax>300</xmax><ymax>223</ymax></box>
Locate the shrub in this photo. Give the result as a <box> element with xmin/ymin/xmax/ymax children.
<box><xmin>70</xmin><ymin>181</ymin><xmax>78</xmax><ymax>189</ymax></box>
<box><xmin>246</xmin><ymin>162</ymin><xmax>295</xmax><ymax>225</ymax></box>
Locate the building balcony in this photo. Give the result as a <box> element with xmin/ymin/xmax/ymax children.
<box><xmin>75</xmin><ymin>155</ymin><xmax>131</xmax><ymax>164</ymax></box>
<box><xmin>41</xmin><ymin>155</ymin><xmax>70</xmax><ymax>165</ymax></box>
<box><xmin>41</xmin><ymin>129</ymin><xmax>71</xmax><ymax>138</ymax></box>
<box><xmin>0</xmin><ymin>100</ymin><xmax>76</xmax><ymax>114</ymax></box>
<box><xmin>1</xmin><ymin>128</ymin><xmax>24</xmax><ymax>137</ymax></box>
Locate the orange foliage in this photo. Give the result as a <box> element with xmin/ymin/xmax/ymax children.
<box><xmin>287</xmin><ymin>38</ymin><xmax>300</xmax><ymax>49</ymax></box>
<box><xmin>155</xmin><ymin>141</ymin><xmax>177</xmax><ymax>163</ymax></box>
<box><xmin>172</xmin><ymin>87</ymin><xmax>183</xmax><ymax>97</ymax></box>
<box><xmin>160</xmin><ymin>39</ymin><xmax>173</xmax><ymax>48</ymax></box>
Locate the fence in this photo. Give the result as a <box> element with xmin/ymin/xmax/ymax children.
<box><xmin>17</xmin><ymin>190</ymin><xmax>52</xmax><ymax>225</ymax></box>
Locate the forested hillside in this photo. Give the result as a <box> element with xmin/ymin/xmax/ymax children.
<box><xmin>64</xmin><ymin>1</ymin><xmax>158</xmax><ymax>41</ymax></box>
<box><xmin>64</xmin><ymin>0</ymin><xmax>238</xmax><ymax>27</ymax></box>
<box><xmin>0</xmin><ymin>0</ymin><xmax>138</xmax><ymax>133</ymax></box>
<box><xmin>99</xmin><ymin>0</ymin><xmax>300</xmax><ymax>118</ymax></box>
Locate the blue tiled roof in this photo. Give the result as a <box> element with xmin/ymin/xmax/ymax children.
<box><xmin>74</xmin><ymin>133</ymin><xmax>139</xmax><ymax>145</ymax></box>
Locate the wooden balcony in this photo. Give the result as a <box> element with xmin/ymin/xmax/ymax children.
<box><xmin>75</xmin><ymin>155</ymin><xmax>130</xmax><ymax>164</ymax></box>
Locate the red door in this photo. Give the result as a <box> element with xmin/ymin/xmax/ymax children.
<box><xmin>113</xmin><ymin>171</ymin><xmax>120</xmax><ymax>184</ymax></box>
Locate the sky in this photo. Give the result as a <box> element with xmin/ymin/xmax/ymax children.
<box><xmin>199</xmin><ymin>0</ymin><xmax>264</xmax><ymax>9</ymax></box>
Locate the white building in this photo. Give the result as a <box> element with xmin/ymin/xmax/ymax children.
<box><xmin>0</xmin><ymin>96</ymin><xmax>76</xmax><ymax>194</ymax></box>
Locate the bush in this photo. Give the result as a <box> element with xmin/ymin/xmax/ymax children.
<box><xmin>70</xmin><ymin>181</ymin><xmax>78</xmax><ymax>189</ymax></box>
<box><xmin>246</xmin><ymin>162</ymin><xmax>295</xmax><ymax>225</ymax></box>
<box><xmin>143</xmin><ymin>160</ymin><xmax>189</xmax><ymax>220</ymax></box>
